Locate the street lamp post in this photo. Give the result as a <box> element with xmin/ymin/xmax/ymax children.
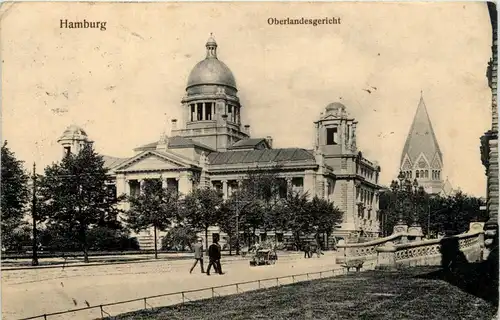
<box><xmin>407</xmin><ymin>178</ymin><xmax>424</xmax><ymax>241</ymax></box>
<box><xmin>391</xmin><ymin>171</ymin><xmax>408</xmax><ymax>236</ymax></box>
<box><xmin>31</xmin><ymin>163</ymin><xmax>39</xmax><ymax>266</ymax></box>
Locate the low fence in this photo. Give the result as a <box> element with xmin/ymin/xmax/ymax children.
<box><xmin>18</xmin><ymin>268</ymin><xmax>347</xmax><ymax>320</ymax></box>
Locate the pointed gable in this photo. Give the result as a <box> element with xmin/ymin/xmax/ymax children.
<box><xmin>400</xmin><ymin>95</ymin><xmax>443</xmax><ymax>167</ymax></box>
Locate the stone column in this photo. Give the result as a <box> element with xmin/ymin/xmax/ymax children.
<box><xmin>178</xmin><ymin>172</ymin><xmax>192</xmax><ymax>196</ymax></box>
<box><xmin>351</xmin><ymin>121</ymin><xmax>358</xmax><ymax>151</ymax></box>
<box><xmin>116</xmin><ymin>174</ymin><xmax>127</xmax><ymax>197</ymax></box>
<box><xmin>324</xmin><ymin>179</ymin><xmax>329</xmax><ymax>200</ymax></box>
<box><xmin>138</xmin><ymin>179</ymin><xmax>146</xmax><ymax>195</ymax></box>
<box><xmin>222</xmin><ymin>179</ymin><xmax>228</xmax><ymax>200</ymax></box>
<box><xmin>202</xmin><ymin>103</ymin><xmax>206</xmax><ymax>121</ymax></box>
<box><xmin>303</xmin><ymin>170</ymin><xmax>315</xmax><ymax>199</ymax></box>
<box><xmin>161</xmin><ymin>177</ymin><xmax>168</xmax><ymax>190</ymax></box>
<box><xmin>286</xmin><ymin>177</ymin><xmax>292</xmax><ymax>192</ymax></box>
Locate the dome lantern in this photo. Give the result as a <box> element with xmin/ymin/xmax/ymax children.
<box><xmin>206</xmin><ymin>33</ymin><xmax>217</xmax><ymax>59</ymax></box>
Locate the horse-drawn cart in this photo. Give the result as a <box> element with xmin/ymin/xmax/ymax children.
<box><xmin>249</xmin><ymin>248</ymin><xmax>278</xmax><ymax>266</ymax></box>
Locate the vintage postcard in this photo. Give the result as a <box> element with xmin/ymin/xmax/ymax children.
<box><xmin>1</xmin><ymin>2</ymin><xmax>498</xmax><ymax>320</ymax></box>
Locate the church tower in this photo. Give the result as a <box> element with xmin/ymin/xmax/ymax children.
<box><xmin>57</xmin><ymin>124</ymin><xmax>92</xmax><ymax>158</ymax></box>
<box><xmin>172</xmin><ymin>34</ymin><xmax>250</xmax><ymax>151</ymax></box>
<box><xmin>400</xmin><ymin>94</ymin><xmax>444</xmax><ymax>194</ymax></box>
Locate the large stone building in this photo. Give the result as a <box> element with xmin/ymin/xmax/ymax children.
<box><xmin>58</xmin><ymin>36</ymin><xmax>383</xmax><ymax>249</ymax></box>
<box><xmin>481</xmin><ymin>2</ymin><xmax>498</xmax><ymax>252</ymax></box>
<box><xmin>399</xmin><ymin>94</ymin><xmax>455</xmax><ymax>196</ymax></box>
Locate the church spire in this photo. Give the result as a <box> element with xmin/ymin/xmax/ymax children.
<box><xmin>206</xmin><ymin>33</ymin><xmax>217</xmax><ymax>59</ymax></box>
<box><xmin>400</xmin><ymin>94</ymin><xmax>443</xmax><ymax>169</ymax></box>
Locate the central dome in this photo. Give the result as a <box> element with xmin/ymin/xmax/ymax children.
<box><xmin>186</xmin><ymin>36</ymin><xmax>237</xmax><ymax>90</ymax></box>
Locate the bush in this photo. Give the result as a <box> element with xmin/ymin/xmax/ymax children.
<box><xmin>3</xmin><ymin>224</ymin><xmax>32</xmax><ymax>252</ymax></box>
<box><xmin>87</xmin><ymin>227</ymin><xmax>139</xmax><ymax>251</ymax></box>
<box><xmin>39</xmin><ymin>225</ymin><xmax>139</xmax><ymax>252</ymax></box>
<box><xmin>161</xmin><ymin>226</ymin><xmax>197</xmax><ymax>251</ymax></box>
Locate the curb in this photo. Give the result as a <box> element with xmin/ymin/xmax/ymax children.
<box><xmin>1</xmin><ymin>253</ymin><xmax>310</xmax><ymax>271</ymax></box>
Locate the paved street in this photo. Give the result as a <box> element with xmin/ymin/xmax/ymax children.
<box><xmin>2</xmin><ymin>252</ymin><xmax>341</xmax><ymax>320</ymax></box>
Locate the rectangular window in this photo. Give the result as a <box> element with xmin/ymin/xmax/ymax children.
<box><xmin>227</xmin><ymin>105</ymin><xmax>233</xmax><ymax>122</ymax></box>
<box><xmin>205</xmin><ymin>103</ymin><xmax>212</xmax><ymax>120</ymax></box>
<box><xmin>326</xmin><ymin>127</ymin><xmax>338</xmax><ymax>145</ymax></box>
<box><xmin>197</xmin><ymin>103</ymin><xmax>203</xmax><ymax>120</ymax></box>
<box><xmin>190</xmin><ymin>104</ymin><xmax>195</xmax><ymax>121</ymax></box>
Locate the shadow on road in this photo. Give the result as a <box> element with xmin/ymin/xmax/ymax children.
<box><xmin>416</xmin><ymin>235</ymin><xmax>499</xmax><ymax>308</ymax></box>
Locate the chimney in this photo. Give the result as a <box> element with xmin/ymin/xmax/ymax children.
<box><xmin>171</xmin><ymin>119</ymin><xmax>177</xmax><ymax>131</ymax></box>
<box><xmin>265</xmin><ymin>136</ymin><xmax>273</xmax><ymax>148</ymax></box>
<box><xmin>244</xmin><ymin>124</ymin><xmax>250</xmax><ymax>135</ymax></box>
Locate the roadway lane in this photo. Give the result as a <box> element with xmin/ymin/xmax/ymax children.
<box><xmin>2</xmin><ymin>252</ymin><xmax>341</xmax><ymax>320</ymax></box>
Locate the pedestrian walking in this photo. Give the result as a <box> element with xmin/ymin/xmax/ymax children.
<box><xmin>207</xmin><ymin>239</ymin><xmax>223</xmax><ymax>275</ymax></box>
<box><xmin>189</xmin><ymin>238</ymin><xmax>205</xmax><ymax>274</ymax></box>
<box><xmin>303</xmin><ymin>243</ymin><xmax>311</xmax><ymax>258</ymax></box>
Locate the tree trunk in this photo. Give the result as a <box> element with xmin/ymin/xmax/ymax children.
<box><xmin>229</xmin><ymin>234</ymin><xmax>232</xmax><ymax>256</ymax></box>
<box><xmin>252</xmin><ymin>227</ymin><xmax>256</xmax><ymax>245</ymax></box>
<box><xmin>154</xmin><ymin>225</ymin><xmax>158</xmax><ymax>259</ymax></box>
<box><xmin>205</xmin><ymin>227</ymin><xmax>209</xmax><ymax>255</ymax></box>
<box><xmin>82</xmin><ymin>229</ymin><xmax>89</xmax><ymax>263</ymax></box>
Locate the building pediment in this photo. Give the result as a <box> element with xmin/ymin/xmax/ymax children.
<box><xmin>401</xmin><ymin>154</ymin><xmax>413</xmax><ymax>170</ymax></box>
<box><xmin>114</xmin><ymin>150</ymin><xmax>198</xmax><ymax>173</ymax></box>
<box><xmin>414</xmin><ymin>153</ymin><xmax>430</xmax><ymax>169</ymax></box>
<box><xmin>430</xmin><ymin>153</ymin><xmax>442</xmax><ymax>169</ymax></box>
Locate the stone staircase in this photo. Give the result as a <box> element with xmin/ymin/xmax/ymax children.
<box><xmin>135</xmin><ymin>233</ymin><xmax>162</xmax><ymax>251</ymax></box>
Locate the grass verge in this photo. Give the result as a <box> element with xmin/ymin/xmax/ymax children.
<box><xmin>109</xmin><ymin>267</ymin><xmax>498</xmax><ymax>320</ymax></box>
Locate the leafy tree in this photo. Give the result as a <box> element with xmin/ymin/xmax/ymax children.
<box><xmin>282</xmin><ymin>190</ymin><xmax>311</xmax><ymax>248</ymax></box>
<box><xmin>309</xmin><ymin>196</ymin><xmax>343</xmax><ymax>249</ymax></box>
<box><xmin>126</xmin><ymin>178</ymin><xmax>179</xmax><ymax>258</ymax></box>
<box><xmin>181</xmin><ymin>187</ymin><xmax>223</xmax><ymax>252</ymax></box>
<box><xmin>380</xmin><ymin>187</ymin><xmax>486</xmax><ymax>238</ymax></box>
<box><xmin>1</xmin><ymin>141</ymin><xmax>29</xmax><ymax>249</ymax></box>
<box><xmin>161</xmin><ymin>225</ymin><xmax>197</xmax><ymax>251</ymax></box>
<box><xmin>39</xmin><ymin>144</ymin><xmax>124</xmax><ymax>263</ymax></box>
<box><xmin>236</xmin><ymin>167</ymin><xmax>287</xmax><ymax>243</ymax></box>
<box><xmin>218</xmin><ymin>199</ymin><xmax>239</xmax><ymax>254</ymax></box>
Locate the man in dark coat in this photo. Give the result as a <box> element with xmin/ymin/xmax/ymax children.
<box><xmin>207</xmin><ymin>239</ymin><xmax>223</xmax><ymax>275</ymax></box>
<box><xmin>190</xmin><ymin>238</ymin><xmax>204</xmax><ymax>274</ymax></box>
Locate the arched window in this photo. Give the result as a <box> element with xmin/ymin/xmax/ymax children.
<box><xmin>410</xmin><ymin>171</ymin><xmax>412</xmax><ymax>178</ymax></box>
<box><xmin>416</xmin><ymin>171</ymin><xmax>420</xmax><ymax>178</ymax></box>
<box><xmin>425</xmin><ymin>170</ymin><xmax>428</xmax><ymax>178</ymax></box>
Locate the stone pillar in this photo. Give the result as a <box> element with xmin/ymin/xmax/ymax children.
<box><xmin>351</xmin><ymin>121</ymin><xmax>358</xmax><ymax>151</ymax></box>
<box><xmin>138</xmin><ymin>179</ymin><xmax>146</xmax><ymax>195</ymax></box>
<box><xmin>375</xmin><ymin>242</ymin><xmax>398</xmax><ymax>270</ymax></box>
<box><xmin>303</xmin><ymin>170</ymin><xmax>315</xmax><ymax>199</ymax></box>
<box><xmin>178</xmin><ymin>172</ymin><xmax>192</xmax><ymax>196</ymax></box>
<box><xmin>324</xmin><ymin>179</ymin><xmax>329</xmax><ymax>200</ymax></box>
<box><xmin>202</xmin><ymin>103</ymin><xmax>206</xmax><ymax>121</ymax></box>
<box><xmin>286</xmin><ymin>177</ymin><xmax>292</xmax><ymax>192</ymax></box>
<box><xmin>222</xmin><ymin>179</ymin><xmax>228</xmax><ymax>200</ymax></box>
<box><xmin>116</xmin><ymin>174</ymin><xmax>127</xmax><ymax>197</ymax></box>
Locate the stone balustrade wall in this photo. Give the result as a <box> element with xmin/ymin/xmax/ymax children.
<box><xmin>336</xmin><ymin>233</ymin><xmax>406</xmax><ymax>267</ymax></box>
<box><xmin>376</xmin><ymin>231</ymin><xmax>484</xmax><ymax>270</ymax></box>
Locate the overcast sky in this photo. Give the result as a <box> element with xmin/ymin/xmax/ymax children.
<box><xmin>1</xmin><ymin>2</ymin><xmax>493</xmax><ymax>197</ymax></box>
